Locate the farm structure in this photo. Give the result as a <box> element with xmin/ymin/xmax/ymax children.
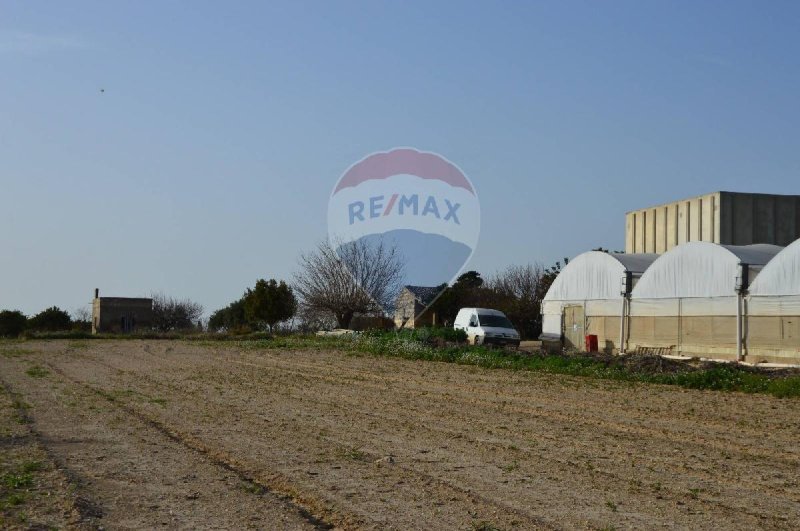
<box><xmin>394</xmin><ymin>285</ymin><xmax>440</xmax><ymax>329</ymax></box>
<box><xmin>542</xmin><ymin>240</ymin><xmax>800</xmax><ymax>364</ymax></box>
<box><xmin>92</xmin><ymin>289</ymin><xmax>153</xmax><ymax>334</ymax></box>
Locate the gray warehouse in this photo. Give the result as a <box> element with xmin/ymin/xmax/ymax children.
<box><xmin>625</xmin><ymin>191</ymin><xmax>800</xmax><ymax>254</ymax></box>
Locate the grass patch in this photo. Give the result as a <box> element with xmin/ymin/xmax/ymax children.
<box><xmin>215</xmin><ymin>332</ymin><xmax>800</xmax><ymax>399</ymax></box>
<box><xmin>336</xmin><ymin>445</ymin><xmax>368</xmax><ymax>462</ymax></box>
<box><xmin>24</xmin><ymin>365</ymin><xmax>48</xmax><ymax>378</ymax></box>
<box><xmin>9</xmin><ymin>398</ymin><xmax>31</xmax><ymax>425</ymax></box>
<box><xmin>0</xmin><ymin>346</ymin><xmax>33</xmax><ymax>358</ymax></box>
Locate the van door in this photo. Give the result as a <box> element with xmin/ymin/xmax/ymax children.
<box><xmin>563</xmin><ymin>305</ymin><xmax>585</xmax><ymax>351</ymax></box>
<box><xmin>466</xmin><ymin>312</ymin><xmax>481</xmax><ymax>345</ymax></box>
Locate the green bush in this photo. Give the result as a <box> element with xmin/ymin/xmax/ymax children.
<box><xmin>27</xmin><ymin>306</ymin><xmax>71</xmax><ymax>332</ymax></box>
<box><xmin>0</xmin><ymin>310</ymin><xmax>27</xmax><ymax>338</ymax></box>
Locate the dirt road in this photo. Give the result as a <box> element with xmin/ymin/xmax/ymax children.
<box><xmin>1</xmin><ymin>340</ymin><xmax>799</xmax><ymax>530</ymax></box>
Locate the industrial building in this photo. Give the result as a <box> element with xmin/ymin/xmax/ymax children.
<box><xmin>92</xmin><ymin>289</ymin><xmax>153</xmax><ymax>334</ymax></box>
<box><xmin>544</xmin><ymin>191</ymin><xmax>800</xmax><ymax>365</ymax></box>
<box><xmin>625</xmin><ymin>191</ymin><xmax>800</xmax><ymax>254</ymax></box>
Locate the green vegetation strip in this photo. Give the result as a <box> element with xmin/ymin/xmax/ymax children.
<box><xmin>6</xmin><ymin>329</ymin><xmax>800</xmax><ymax>398</ymax></box>
<box><xmin>224</xmin><ymin>331</ymin><xmax>800</xmax><ymax>399</ymax></box>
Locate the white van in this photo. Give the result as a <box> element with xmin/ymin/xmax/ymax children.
<box><xmin>454</xmin><ymin>308</ymin><xmax>520</xmax><ymax>347</ymax></box>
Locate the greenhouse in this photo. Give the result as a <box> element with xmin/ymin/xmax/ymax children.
<box><xmin>625</xmin><ymin>242</ymin><xmax>783</xmax><ymax>361</ymax></box>
<box><xmin>745</xmin><ymin>238</ymin><xmax>800</xmax><ymax>364</ymax></box>
<box><xmin>542</xmin><ymin>239</ymin><xmax>800</xmax><ymax>364</ymax></box>
<box><xmin>540</xmin><ymin>251</ymin><xmax>659</xmax><ymax>352</ymax></box>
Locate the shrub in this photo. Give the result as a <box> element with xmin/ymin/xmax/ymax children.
<box><xmin>0</xmin><ymin>310</ymin><xmax>27</xmax><ymax>337</ymax></box>
<box><xmin>27</xmin><ymin>306</ymin><xmax>71</xmax><ymax>332</ymax></box>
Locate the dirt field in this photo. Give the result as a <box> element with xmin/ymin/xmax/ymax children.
<box><xmin>1</xmin><ymin>340</ymin><xmax>799</xmax><ymax>530</ymax></box>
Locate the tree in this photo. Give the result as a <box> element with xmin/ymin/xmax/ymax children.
<box><xmin>27</xmin><ymin>306</ymin><xmax>71</xmax><ymax>332</ymax></box>
<box><xmin>244</xmin><ymin>279</ymin><xmax>297</xmax><ymax>333</ymax></box>
<box><xmin>429</xmin><ymin>271</ymin><xmax>487</xmax><ymax>326</ymax></box>
<box><xmin>151</xmin><ymin>293</ymin><xmax>204</xmax><ymax>332</ymax></box>
<box><xmin>72</xmin><ymin>306</ymin><xmax>92</xmax><ymax>332</ymax></box>
<box><xmin>454</xmin><ymin>270</ymin><xmax>484</xmax><ymax>289</ymax></box>
<box><xmin>208</xmin><ymin>297</ymin><xmax>248</xmax><ymax>332</ymax></box>
<box><xmin>0</xmin><ymin>310</ymin><xmax>27</xmax><ymax>337</ymax></box>
<box><xmin>486</xmin><ymin>264</ymin><xmax>545</xmax><ymax>339</ymax></box>
<box><xmin>293</xmin><ymin>239</ymin><xmax>405</xmax><ymax>329</ymax></box>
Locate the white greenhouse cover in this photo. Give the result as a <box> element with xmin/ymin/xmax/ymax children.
<box><xmin>543</xmin><ymin>251</ymin><xmax>659</xmax><ymax>302</ymax></box>
<box><xmin>749</xmin><ymin>238</ymin><xmax>800</xmax><ymax>296</ymax></box>
<box><xmin>632</xmin><ymin>242</ymin><xmax>783</xmax><ymax>299</ymax></box>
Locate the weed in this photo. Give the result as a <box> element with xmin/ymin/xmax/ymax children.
<box><xmin>25</xmin><ymin>365</ymin><xmax>49</xmax><ymax>378</ymax></box>
<box><xmin>501</xmin><ymin>461</ymin><xmax>519</xmax><ymax>473</ymax></box>
<box><xmin>0</xmin><ymin>492</ymin><xmax>26</xmax><ymax>509</ymax></box>
<box><xmin>148</xmin><ymin>398</ymin><xmax>167</xmax><ymax>407</ymax></box>
<box><xmin>216</xmin><ymin>334</ymin><xmax>800</xmax><ymax>398</ymax></box>
<box><xmin>3</xmin><ymin>473</ymin><xmax>32</xmax><ymax>490</ymax></box>
<box><xmin>336</xmin><ymin>446</ymin><xmax>368</xmax><ymax>461</ymax></box>
<box><xmin>605</xmin><ymin>501</ymin><xmax>618</xmax><ymax>512</ymax></box>
<box><xmin>0</xmin><ymin>347</ymin><xmax>33</xmax><ymax>358</ymax></box>
<box><xmin>240</xmin><ymin>481</ymin><xmax>264</xmax><ymax>495</ymax></box>
<box><xmin>10</xmin><ymin>398</ymin><xmax>30</xmax><ymax>424</ymax></box>
<box><xmin>20</xmin><ymin>461</ymin><xmax>42</xmax><ymax>474</ymax></box>
<box><xmin>688</xmin><ymin>488</ymin><xmax>701</xmax><ymax>500</ymax></box>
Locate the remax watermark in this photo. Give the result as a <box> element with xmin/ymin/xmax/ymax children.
<box><xmin>328</xmin><ymin>147</ymin><xmax>480</xmax><ymax>309</ymax></box>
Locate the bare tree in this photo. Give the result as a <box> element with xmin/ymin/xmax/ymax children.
<box><xmin>72</xmin><ymin>306</ymin><xmax>91</xmax><ymax>323</ymax></box>
<box><xmin>486</xmin><ymin>264</ymin><xmax>547</xmax><ymax>339</ymax></box>
<box><xmin>151</xmin><ymin>293</ymin><xmax>204</xmax><ymax>332</ymax></box>
<box><xmin>293</xmin><ymin>238</ymin><xmax>405</xmax><ymax>329</ymax></box>
<box><xmin>487</xmin><ymin>263</ymin><xmax>544</xmax><ymax>301</ymax></box>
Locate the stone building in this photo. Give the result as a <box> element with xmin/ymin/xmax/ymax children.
<box><xmin>394</xmin><ymin>285</ymin><xmax>440</xmax><ymax>329</ymax></box>
<box><xmin>92</xmin><ymin>289</ymin><xmax>153</xmax><ymax>334</ymax></box>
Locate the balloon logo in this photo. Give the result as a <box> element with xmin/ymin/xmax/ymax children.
<box><xmin>328</xmin><ymin>148</ymin><xmax>481</xmax><ymax>314</ymax></box>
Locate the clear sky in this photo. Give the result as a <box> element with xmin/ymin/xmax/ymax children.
<box><xmin>2</xmin><ymin>1</ymin><xmax>799</xmax><ymax>318</ymax></box>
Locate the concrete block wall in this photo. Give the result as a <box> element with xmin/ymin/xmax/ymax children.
<box><xmin>625</xmin><ymin>192</ymin><xmax>800</xmax><ymax>253</ymax></box>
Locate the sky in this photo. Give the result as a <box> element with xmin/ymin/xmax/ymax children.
<box><xmin>1</xmin><ymin>1</ymin><xmax>800</xmax><ymax>318</ymax></box>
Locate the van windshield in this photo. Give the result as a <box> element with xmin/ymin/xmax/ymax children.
<box><xmin>478</xmin><ymin>314</ymin><xmax>514</xmax><ymax>329</ymax></box>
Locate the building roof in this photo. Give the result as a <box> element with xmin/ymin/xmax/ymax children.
<box><xmin>749</xmin><ymin>237</ymin><xmax>800</xmax><ymax>296</ymax></box>
<box><xmin>632</xmin><ymin>242</ymin><xmax>783</xmax><ymax>299</ymax></box>
<box><xmin>403</xmin><ymin>285</ymin><xmax>440</xmax><ymax>306</ymax></box>
<box><xmin>543</xmin><ymin>251</ymin><xmax>659</xmax><ymax>302</ymax></box>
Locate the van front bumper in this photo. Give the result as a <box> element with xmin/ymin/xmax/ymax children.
<box><xmin>481</xmin><ymin>336</ymin><xmax>520</xmax><ymax>347</ymax></box>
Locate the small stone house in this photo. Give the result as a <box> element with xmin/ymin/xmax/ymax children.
<box><xmin>92</xmin><ymin>289</ymin><xmax>153</xmax><ymax>334</ymax></box>
<box><xmin>394</xmin><ymin>285</ymin><xmax>440</xmax><ymax>329</ymax></box>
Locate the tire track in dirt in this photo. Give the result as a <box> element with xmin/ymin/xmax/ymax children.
<box><xmin>47</xmin><ymin>352</ymin><xmax>559</xmax><ymax>530</ymax></box>
<box><xmin>93</xmin><ymin>351</ymin><xmax>798</xmax><ymax>526</ymax></box>
<box><xmin>115</xmin><ymin>343</ymin><xmax>798</xmax><ymax>465</ymax></box>
<box><xmin>0</xmin><ymin>375</ymin><xmax>104</xmax><ymax>528</ymax></box>
<box><xmin>38</xmin><ymin>359</ymin><xmax>342</xmax><ymax>531</ymax></box>
<box><xmin>56</xmin><ymin>342</ymin><xmax>799</xmax><ymax>529</ymax></box>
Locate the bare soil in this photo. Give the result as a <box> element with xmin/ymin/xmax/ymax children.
<box><xmin>1</xmin><ymin>340</ymin><xmax>799</xmax><ymax>530</ymax></box>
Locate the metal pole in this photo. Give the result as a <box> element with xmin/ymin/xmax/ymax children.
<box><xmin>736</xmin><ymin>293</ymin><xmax>743</xmax><ymax>362</ymax></box>
<box><xmin>619</xmin><ymin>297</ymin><xmax>626</xmax><ymax>355</ymax></box>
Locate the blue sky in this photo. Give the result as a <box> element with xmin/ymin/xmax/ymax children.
<box><xmin>2</xmin><ymin>1</ymin><xmax>799</xmax><ymax>317</ymax></box>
